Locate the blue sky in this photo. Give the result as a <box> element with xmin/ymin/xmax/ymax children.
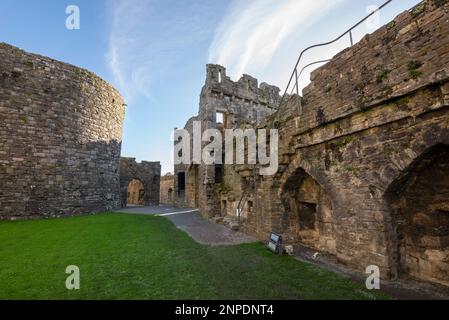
<box><xmin>0</xmin><ymin>0</ymin><xmax>421</xmax><ymax>174</ymax></box>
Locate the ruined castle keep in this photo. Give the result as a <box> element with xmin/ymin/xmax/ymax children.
<box><xmin>174</xmin><ymin>64</ymin><xmax>280</xmax><ymax>214</ymax></box>
<box><xmin>175</xmin><ymin>0</ymin><xmax>449</xmax><ymax>287</ymax></box>
<box><xmin>0</xmin><ymin>43</ymin><xmax>126</xmax><ymax>218</ymax></box>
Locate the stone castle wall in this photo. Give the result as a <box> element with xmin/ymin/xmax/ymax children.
<box><xmin>160</xmin><ymin>174</ymin><xmax>174</xmax><ymax>205</ymax></box>
<box><xmin>174</xmin><ymin>116</ymin><xmax>200</xmax><ymax>209</ymax></box>
<box><xmin>0</xmin><ymin>43</ymin><xmax>126</xmax><ymax>218</ymax></box>
<box><xmin>175</xmin><ymin>0</ymin><xmax>449</xmax><ymax>287</ymax></box>
<box><xmin>120</xmin><ymin>157</ymin><xmax>161</xmax><ymax>206</ymax></box>
<box><xmin>249</xmin><ymin>0</ymin><xmax>449</xmax><ymax>285</ymax></box>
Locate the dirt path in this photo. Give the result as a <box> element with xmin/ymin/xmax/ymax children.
<box><xmin>115</xmin><ymin>205</ymin><xmax>256</xmax><ymax>246</ymax></box>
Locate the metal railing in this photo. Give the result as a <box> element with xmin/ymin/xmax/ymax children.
<box><xmin>236</xmin><ymin>188</ymin><xmax>250</xmax><ymax>223</ymax></box>
<box><xmin>273</xmin><ymin>0</ymin><xmax>393</xmax><ymax>125</ymax></box>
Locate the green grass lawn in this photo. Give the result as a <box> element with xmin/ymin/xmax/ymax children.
<box><xmin>0</xmin><ymin>213</ymin><xmax>390</xmax><ymax>300</ymax></box>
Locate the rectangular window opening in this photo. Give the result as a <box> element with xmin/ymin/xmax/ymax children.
<box><xmin>215</xmin><ymin>165</ymin><xmax>223</xmax><ymax>184</ymax></box>
<box><xmin>178</xmin><ymin>172</ymin><xmax>186</xmax><ymax>194</ymax></box>
<box><xmin>216</xmin><ymin>112</ymin><xmax>224</xmax><ymax>124</ymax></box>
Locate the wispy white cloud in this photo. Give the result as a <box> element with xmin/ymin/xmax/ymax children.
<box><xmin>107</xmin><ymin>0</ymin><xmax>217</xmax><ymax>103</ymax></box>
<box><xmin>208</xmin><ymin>0</ymin><xmax>349</xmax><ymax>89</ymax></box>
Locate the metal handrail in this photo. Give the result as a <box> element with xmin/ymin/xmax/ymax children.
<box><xmin>272</xmin><ymin>0</ymin><xmax>393</xmax><ymax>127</ymax></box>
<box><xmin>290</xmin><ymin>59</ymin><xmax>331</xmax><ymax>95</ymax></box>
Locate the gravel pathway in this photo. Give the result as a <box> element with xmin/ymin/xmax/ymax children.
<box><xmin>114</xmin><ymin>205</ymin><xmax>256</xmax><ymax>246</ymax></box>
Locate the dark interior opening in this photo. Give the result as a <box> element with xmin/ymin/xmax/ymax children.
<box><xmin>298</xmin><ymin>202</ymin><xmax>317</xmax><ymax>230</ymax></box>
<box><xmin>215</xmin><ymin>165</ymin><xmax>223</xmax><ymax>184</ymax></box>
<box><xmin>178</xmin><ymin>172</ymin><xmax>186</xmax><ymax>195</ymax></box>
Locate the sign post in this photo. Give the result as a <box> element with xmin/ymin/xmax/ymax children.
<box><xmin>267</xmin><ymin>232</ymin><xmax>283</xmax><ymax>255</ymax></box>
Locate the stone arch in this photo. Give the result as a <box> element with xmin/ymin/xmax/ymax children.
<box><xmin>119</xmin><ymin>158</ymin><xmax>161</xmax><ymax>207</ymax></box>
<box><xmin>277</xmin><ymin>159</ymin><xmax>337</xmax><ymax>255</ymax></box>
<box><xmin>385</xmin><ymin>144</ymin><xmax>449</xmax><ymax>286</ymax></box>
<box><xmin>127</xmin><ymin>179</ymin><xmax>145</xmax><ymax>206</ymax></box>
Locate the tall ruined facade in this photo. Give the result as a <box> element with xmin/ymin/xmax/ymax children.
<box><xmin>176</xmin><ymin>0</ymin><xmax>449</xmax><ymax>287</ymax></box>
<box><xmin>174</xmin><ymin>64</ymin><xmax>281</xmax><ymax>216</ymax></box>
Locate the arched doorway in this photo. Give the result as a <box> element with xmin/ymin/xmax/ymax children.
<box><xmin>281</xmin><ymin>167</ymin><xmax>336</xmax><ymax>254</ymax></box>
<box><xmin>127</xmin><ymin>179</ymin><xmax>145</xmax><ymax>206</ymax></box>
<box><xmin>385</xmin><ymin>144</ymin><xmax>449</xmax><ymax>286</ymax></box>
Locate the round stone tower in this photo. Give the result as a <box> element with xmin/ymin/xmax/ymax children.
<box><xmin>0</xmin><ymin>43</ymin><xmax>126</xmax><ymax>218</ymax></box>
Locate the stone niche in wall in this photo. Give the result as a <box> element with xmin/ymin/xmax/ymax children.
<box><xmin>386</xmin><ymin>144</ymin><xmax>449</xmax><ymax>287</ymax></box>
<box><xmin>281</xmin><ymin>168</ymin><xmax>336</xmax><ymax>255</ymax></box>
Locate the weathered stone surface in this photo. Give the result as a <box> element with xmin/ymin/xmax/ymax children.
<box><xmin>160</xmin><ymin>173</ymin><xmax>174</xmax><ymax>205</ymax></box>
<box><xmin>0</xmin><ymin>43</ymin><xmax>125</xmax><ymax>218</ymax></box>
<box><xmin>120</xmin><ymin>157</ymin><xmax>161</xmax><ymax>206</ymax></box>
<box><xmin>266</xmin><ymin>0</ymin><xmax>449</xmax><ymax>284</ymax></box>
<box><xmin>175</xmin><ymin>0</ymin><xmax>449</xmax><ymax>287</ymax></box>
<box><xmin>174</xmin><ymin>64</ymin><xmax>280</xmax><ymax>216</ymax></box>
<box><xmin>127</xmin><ymin>179</ymin><xmax>145</xmax><ymax>205</ymax></box>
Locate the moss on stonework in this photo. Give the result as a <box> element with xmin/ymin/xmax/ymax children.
<box><xmin>386</xmin><ymin>21</ymin><xmax>396</xmax><ymax>30</ymax></box>
<box><xmin>408</xmin><ymin>60</ymin><xmax>423</xmax><ymax>80</ymax></box>
<box><xmin>334</xmin><ymin>123</ymin><xmax>344</xmax><ymax>135</ymax></box>
<box><xmin>376</xmin><ymin>69</ymin><xmax>390</xmax><ymax>84</ymax></box>
<box><xmin>74</xmin><ymin>68</ymin><xmax>91</xmax><ymax>82</ymax></box>
<box><xmin>346</xmin><ymin>166</ymin><xmax>360</xmax><ymax>178</ymax></box>
<box><xmin>394</xmin><ymin>96</ymin><xmax>411</xmax><ymax>110</ymax></box>
<box><xmin>19</xmin><ymin>115</ymin><xmax>28</xmax><ymax>124</ymax></box>
<box><xmin>382</xmin><ymin>145</ymin><xmax>395</xmax><ymax>156</ymax></box>
<box><xmin>334</xmin><ymin>136</ymin><xmax>354</xmax><ymax>150</ymax></box>
<box><xmin>410</xmin><ymin>2</ymin><xmax>427</xmax><ymax>19</ymax></box>
<box><xmin>214</xmin><ymin>183</ymin><xmax>233</xmax><ymax>196</ymax></box>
